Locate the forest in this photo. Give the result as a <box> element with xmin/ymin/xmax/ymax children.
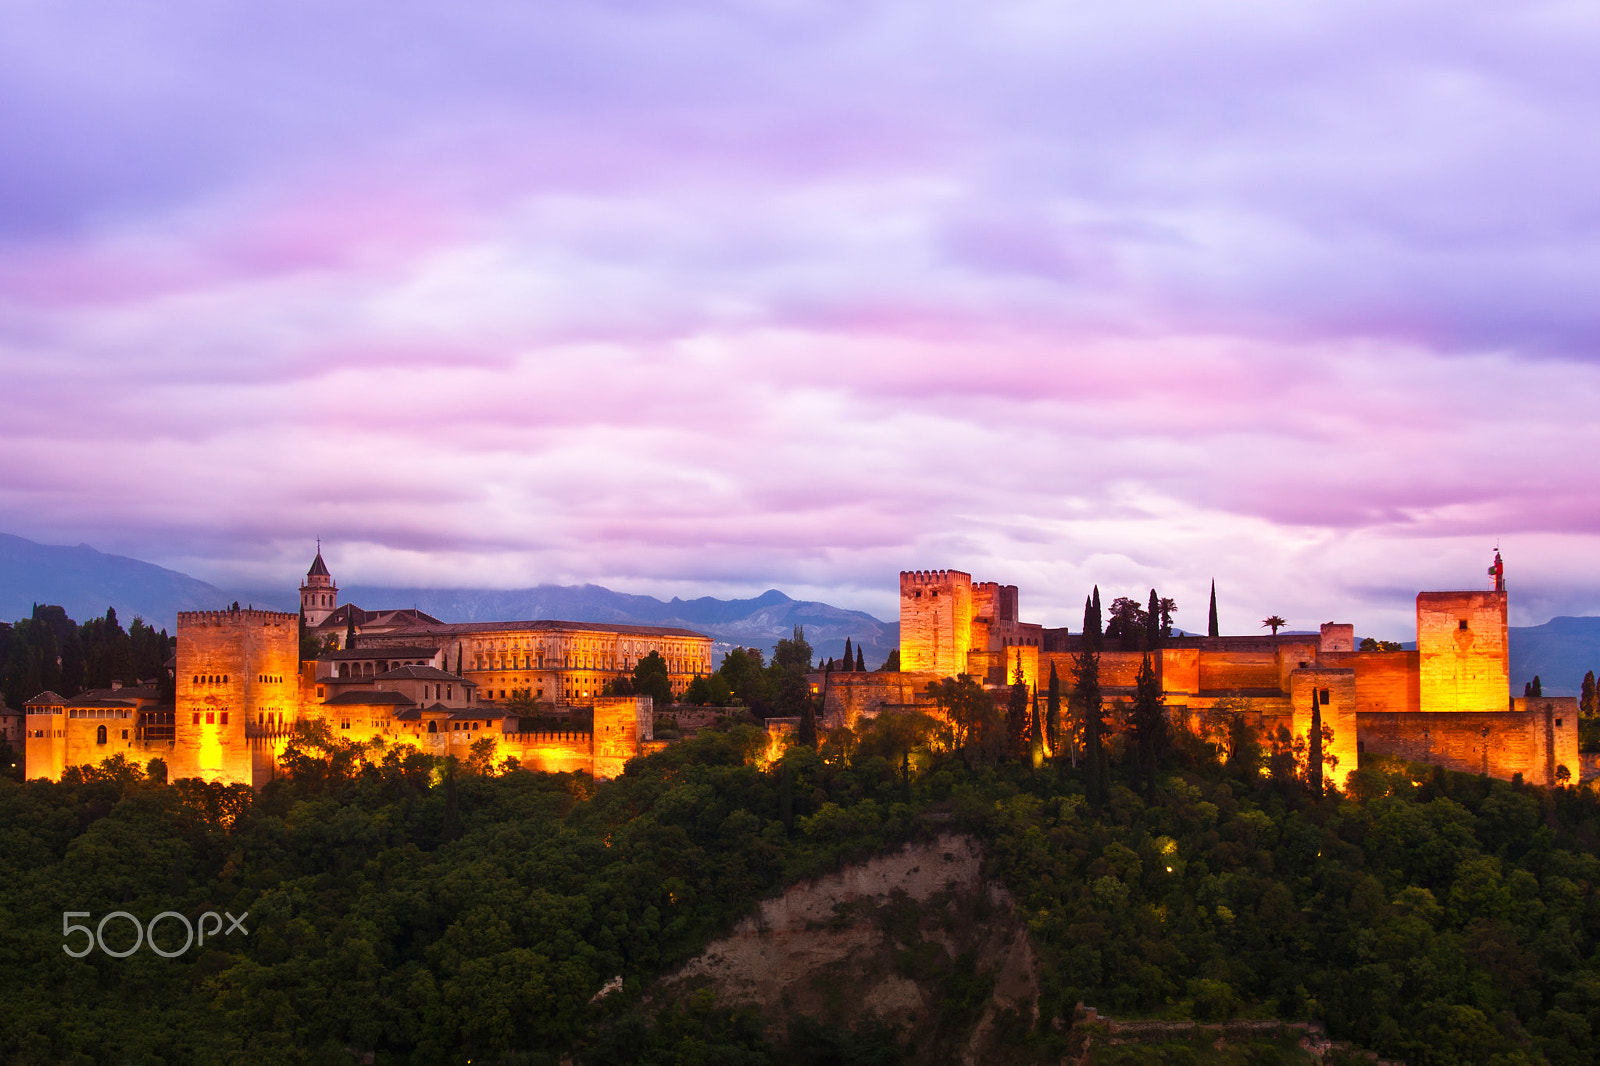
<box><xmin>3</xmin><ymin>689</ymin><xmax>1600</xmax><ymax>1065</ymax></box>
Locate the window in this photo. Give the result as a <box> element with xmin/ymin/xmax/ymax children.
<box><xmin>193</xmin><ymin>713</ymin><xmax>200</xmax><ymax>725</ymax></box>
<box><xmin>220</xmin><ymin>712</ymin><xmax>228</xmax><ymax>725</ymax></box>
<box><xmin>1557</xmin><ymin>718</ymin><xmax>1564</xmax><ymax>727</ymax></box>
<box><xmin>96</xmin><ymin>725</ymin><xmax>106</xmax><ymax>744</ymax></box>
<box><xmin>428</xmin><ymin>721</ymin><xmax>437</xmax><ymax>733</ymax></box>
<box><xmin>1320</xmin><ymin>689</ymin><xmax>1330</xmax><ymax>705</ymax></box>
<box><xmin>1459</xmin><ymin>619</ymin><xmax>1469</xmax><ymax>630</ymax></box>
<box><xmin>121</xmin><ymin>730</ymin><xmax>128</xmax><ymax>740</ymax></box>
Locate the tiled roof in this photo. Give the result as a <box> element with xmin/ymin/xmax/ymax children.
<box><xmin>26</xmin><ymin>691</ymin><xmax>66</xmax><ymax>706</ymax></box>
<box><xmin>448</xmin><ymin>707</ymin><xmax>507</xmax><ymax>721</ymax></box>
<box><xmin>69</xmin><ymin>688</ymin><xmax>160</xmax><ymax>706</ymax></box>
<box><xmin>307</xmin><ymin>552</ymin><xmax>330</xmax><ymax>577</ymax></box>
<box><xmin>321</xmin><ymin>691</ymin><xmax>417</xmax><ymax>707</ymax></box>
<box><xmin>375</xmin><ymin>665</ymin><xmax>474</xmax><ymax>683</ymax></box>
<box><xmin>318</xmin><ymin>646</ymin><xmax>440</xmax><ymax>661</ymax></box>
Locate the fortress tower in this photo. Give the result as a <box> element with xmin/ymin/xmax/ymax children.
<box><xmin>1416</xmin><ymin>550</ymin><xmax>1510</xmax><ymax>714</ymax></box>
<box><xmin>174</xmin><ymin>607</ymin><xmax>300</xmax><ymax>785</ymax></box>
<box><xmin>899</xmin><ymin>570</ymin><xmax>973</xmax><ymax>678</ymax></box>
<box><xmin>300</xmin><ymin>548</ymin><xmax>338</xmax><ymax>628</ymax></box>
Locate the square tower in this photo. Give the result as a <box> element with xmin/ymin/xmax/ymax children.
<box><xmin>175</xmin><ymin>607</ymin><xmax>300</xmax><ymax>785</ymax></box>
<box><xmin>899</xmin><ymin>570</ymin><xmax>973</xmax><ymax>678</ymax></box>
<box><xmin>1416</xmin><ymin>589</ymin><xmax>1509</xmax><ymax>714</ymax></box>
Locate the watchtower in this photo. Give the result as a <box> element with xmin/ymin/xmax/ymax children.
<box><xmin>592</xmin><ymin>695</ymin><xmax>653</xmax><ymax>779</ymax></box>
<box><xmin>1416</xmin><ymin>551</ymin><xmax>1510</xmax><ymax>714</ymax></box>
<box><xmin>175</xmin><ymin>607</ymin><xmax>299</xmax><ymax>785</ymax></box>
<box><xmin>899</xmin><ymin>570</ymin><xmax>973</xmax><ymax>678</ymax></box>
<box><xmin>300</xmin><ymin>547</ymin><xmax>338</xmax><ymax>628</ymax></box>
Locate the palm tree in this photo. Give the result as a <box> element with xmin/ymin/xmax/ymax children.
<box><xmin>1261</xmin><ymin>615</ymin><xmax>1287</xmax><ymax>636</ymax></box>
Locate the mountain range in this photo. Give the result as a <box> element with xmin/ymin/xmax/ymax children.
<box><xmin>0</xmin><ymin>533</ymin><xmax>896</xmax><ymax>666</ymax></box>
<box><xmin>2</xmin><ymin>531</ymin><xmax>1597</xmax><ymax>692</ymax></box>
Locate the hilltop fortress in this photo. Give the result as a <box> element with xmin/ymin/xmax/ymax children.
<box><xmin>18</xmin><ymin>549</ymin><xmax>1583</xmax><ymax>790</ymax></box>
<box><xmin>821</xmin><ymin>553</ymin><xmax>1579</xmax><ymax>788</ymax></box>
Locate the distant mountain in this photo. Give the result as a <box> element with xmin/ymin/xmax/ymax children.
<box><xmin>0</xmin><ymin>533</ymin><xmax>228</xmax><ymax>631</ymax></box>
<box><xmin>1509</xmin><ymin>617</ymin><xmax>1600</xmax><ymax>697</ymax></box>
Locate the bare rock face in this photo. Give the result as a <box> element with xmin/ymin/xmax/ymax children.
<box><xmin>663</xmin><ymin>833</ymin><xmax>1039</xmax><ymax>1065</ymax></box>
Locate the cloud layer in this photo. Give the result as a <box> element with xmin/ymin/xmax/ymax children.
<box><xmin>3</xmin><ymin>0</ymin><xmax>1599</xmax><ymax>638</ymax></box>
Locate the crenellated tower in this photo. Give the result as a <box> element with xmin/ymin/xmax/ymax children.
<box><xmin>899</xmin><ymin>569</ymin><xmax>973</xmax><ymax>678</ymax></box>
<box><xmin>300</xmin><ymin>546</ymin><xmax>338</xmax><ymax>627</ymax></box>
<box><xmin>175</xmin><ymin>606</ymin><xmax>299</xmax><ymax>786</ymax></box>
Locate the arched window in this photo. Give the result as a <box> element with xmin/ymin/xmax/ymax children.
<box><xmin>96</xmin><ymin>725</ymin><xmax>107</xmax><ymax>744</ymax></box>
<box><xmin>428</xmin><ymin>721</ymin><xmax>437</xmax><ymax>733</ymax></box>
<box><xmin>339</xmin><ymin>663</ymin><xmax>349</xmax><ymax>678</ymax></box>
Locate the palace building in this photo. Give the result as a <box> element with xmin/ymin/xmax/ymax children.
<box><xmin>23</xmin><ymin>551</ymin><xmax>711</xmax><ymax>787</ymax></box>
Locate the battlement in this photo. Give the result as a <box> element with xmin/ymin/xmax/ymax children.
<box><xmin>900</xmin><ymin>569</ymin><xmax>970</xmax><ymax>587</ymax></box>
<box><xmin>178</xmin><ymin>608</ymin><xmax>298</xmax><ymax>627</ymax></box>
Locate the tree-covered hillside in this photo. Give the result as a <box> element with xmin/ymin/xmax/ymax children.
<box><xmin>3</xmin><ymin>710</ymin><xmax>1600</xmax><ymax>1065</ymax></box>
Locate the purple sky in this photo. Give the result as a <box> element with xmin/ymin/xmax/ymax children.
<box><xmin>3</xmin><ymin>1</ymin><xmax>1599</xmax><ymax>638</ymax></box>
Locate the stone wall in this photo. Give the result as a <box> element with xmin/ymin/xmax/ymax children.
<box><xmin>819</xmin><ymin>671</ymin><xmax>936</xmax><ymax>728</ymax></box>
<box><xmin>1323</xmin><ymin>650</ymin><xmax>1421</xmax><ymax>715</ymax></box>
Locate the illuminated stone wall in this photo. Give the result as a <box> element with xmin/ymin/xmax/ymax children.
<box><xmin>1417</xmin><ymin>590</ymin><xmax>1509</xmax><ymax>714</ymax></box>
<box><xmin>1358</xmin><ymin>697</ymin><xmax>1578</xmax><ymax>786</ymax></box>
<box><xmin>1323</xmin><ymin>650</ymin><xmax>1421</xmax><ymax>715</ymax></box>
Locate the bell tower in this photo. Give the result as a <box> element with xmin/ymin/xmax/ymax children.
<box><xmin>300</xmin><ymin>544</ymin><xmax>338</xmax><ymax>627</ymax></box>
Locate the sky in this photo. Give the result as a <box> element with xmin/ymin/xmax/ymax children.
<box><xmin>2</xmin><ymin>0</ymin><xmax>1599</xmax><ymax>638</ymax></box>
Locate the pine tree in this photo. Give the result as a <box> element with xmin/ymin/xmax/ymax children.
<box><xmin>1208</xmin><ymin>580</ymin><xmax>1219</xmax><ymax>638</ymax></box>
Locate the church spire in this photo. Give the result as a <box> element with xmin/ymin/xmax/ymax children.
<box><xmin>300</xmin><ymin>544</ymin><xmax>338</xmax><ymax>626</ymax></box>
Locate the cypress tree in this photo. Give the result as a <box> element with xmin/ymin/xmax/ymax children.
<box><xmin>842</xmin><ymin>639</ymin><xmax>853</xmax><ymax>672</ymax></box>
<box><xmin>1132</xmin><ymin>653</ymin><xmax>1164</xmax><ymax>799</ymax></box>
<box><xmin>856</xmin><ymin>647</ymin><xmax>865</xmax><ymax>672</ymax></box>
<box><xmin>1309</xmin><ymin>687</ymin><xmax>1324</xmax><ymax>799</ymax></box>
<box><xmin>1208</xmin><ymin>580</ymin><xmax>1219</xmax><ymax>638</ymax></box>
<box><xmin>1583</xmin><ymin>670</ymin><xmax>1596</xmax><ymax>717</ymax></box>
<box><xmin>344</xmin><ymin>611</ymin><xmax>356</xmax><ymax>650</ymax></box>
<box><xmin>1046</xmin><ymin>663</ymin><xmax>1061</xmax><ymax>761</ymax></box>
<box><xmin>1146</xmin><ymin>588</ymin><xmax>1160</xmax><ymax>650</ymax></box>
<box><xmin>1532</xmin><ymin>675</ymin><xmax>1543</xmax><ymax>697</ymax></box>
<box><xmin>1075</xmin><ymin>641</ymin><xmax>1104</xmax><ymax>806</ymax></box>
